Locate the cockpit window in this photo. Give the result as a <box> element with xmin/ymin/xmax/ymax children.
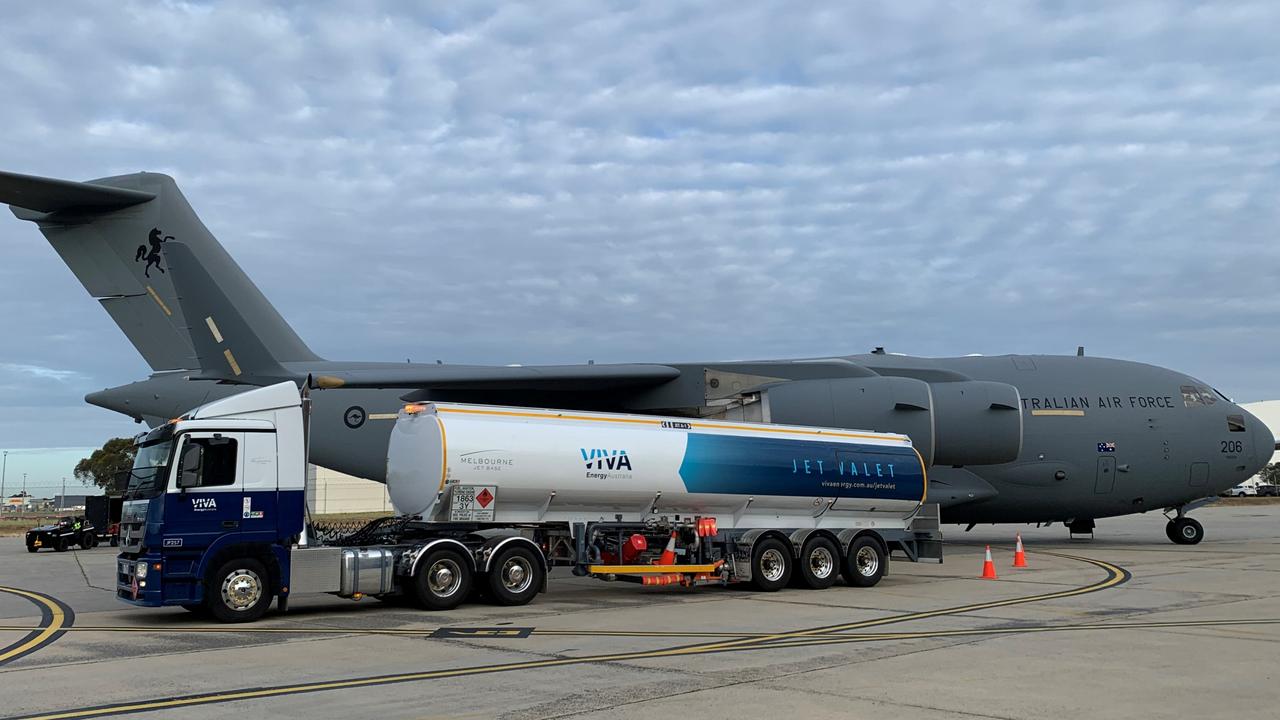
<box><xmin>1227</xmin><ymin>414</ymin><xmax>1246</xmax><ymax>432</ymax></box>
<box><xmin>1181</xmin><ymin>386</ymin><xmax>1201</xmax><ymax>406</ymax></box>
<box><xmin>1181</xmin><ymin>385</ymin><xmax>1219</xmax><ymax>407</ymax></box>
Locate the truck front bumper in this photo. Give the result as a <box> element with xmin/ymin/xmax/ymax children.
<box><xmin>116</xmin><ymin>556</ymin><xmax>202</xmax><ymax>607</ymax></box>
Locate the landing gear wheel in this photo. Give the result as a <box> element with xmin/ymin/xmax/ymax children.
<box><xmin>205</xmin><ymin>558</ymin><xmax>272</xmax><ymax>623</ymax></box>
<box><xmin>411</xmin><ymin>548</ymin><xmax>473</xmax><ymax>611</ymax></box>
<box><xmin>842</xmin><ymin>536</ymin><xmax>887</xmax><ymax>588</ymax></box>
<box><xmin>797</xmin><ymin>536</ymin><xmax>839</xmax><ymax>589</ymax></box>
<box><xmin>486</xmin><ymin>545</ymin><xmax>543</xmax><ymax>606</ymax></box>
<box><xmin>750</xmin><ymin>537</ymin><xmax>793</xmax><ymax>591</ymax></box>
<box><xmin>1167</xmin><ymin>517</ymin><xmax>1203</xmax><ymax>545</ymax></box>
<box><xmin>80</xmin><ymin>533</ymin><xmax>97</xmax><ymax>549</ymax></box>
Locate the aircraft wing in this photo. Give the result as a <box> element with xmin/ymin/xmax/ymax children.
<box><xmin>304</xmin><ymin>363</ymin><xmax>682</xmax><ymax>391</ymax></box>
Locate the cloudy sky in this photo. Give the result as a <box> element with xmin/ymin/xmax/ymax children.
<box><xmin>2</xmin><ymin>1</ymin><xmax>1279</xmax><ymax>484</ymax></box>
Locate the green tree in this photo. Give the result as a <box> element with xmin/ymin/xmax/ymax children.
<box><xmin>1258</xmin><ymin>462</ymin><xmax>1280</xmax><ymax>486</ymax></box>
<box><xmin>74</xmin><ymin>438</ymin><xmax>136</xmax><ymax>494</ymax></box>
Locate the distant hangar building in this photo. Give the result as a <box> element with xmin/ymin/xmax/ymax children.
<box><xmin>307</xmin><ymin>465</ymin><xmax>391</xmax><ymax>515</ymax></box>
<box><xmin>1242</xmin><ymin>401</ymin><xmax>1280</xmax><ymax>479</ymax></box>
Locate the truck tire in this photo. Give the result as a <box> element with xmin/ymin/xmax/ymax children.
<box><xmin>26</xmin><ymin>543</ymin><xmax>38</xmax><ymax>553</ymax></box>
<box><xmin>486</xmin><ymin>545</ymin><xmax>543</xmax><ymax>606</ymax></box>
<box><xmin>54</xmin><ymin>538</ymin><xmax>68</xmax><ymax>552</ymax></box>
<box><xmin>205</xmin><ymin>558</ymin><xmax>272</xmax><ymax>623</ymax></box>
<box><xmin>797</xmin><ymin>536</ymin><xmax>839</xmax><ymax>590</ymax></box>
<box><xmin>110</xmin><ymin>535</ymin><xmax>119</xmax><ymax>547</ymax></box>
<box><xmin>750</xmin><ymin>537</ymin><xmax>792</xmax><ymax>591</ymax></box>
<box><xmin>842</xmin><ymin>536</ymin><xmax>886</xmax><ymax>588</ymax></box>
<box><xmin>411</xmin><ymin>548</ymin><xmax>473</xmax><ymax>611</ymax></box>
<box><xmin>81</xmin><ymin>533</ymin><xmax>97</xmax><ymax>549</ymax></box>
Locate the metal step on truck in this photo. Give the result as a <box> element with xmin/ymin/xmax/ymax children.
<box><xmin>116</xmin><ymin>382</ymin><xmax>942</xmax><ymax>622</ymax></box>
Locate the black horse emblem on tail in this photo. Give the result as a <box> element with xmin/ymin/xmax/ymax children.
<box><xmin>134</xmin><ymin>228</ymin><xmax>173</xmax><ymax>278</ymax></box>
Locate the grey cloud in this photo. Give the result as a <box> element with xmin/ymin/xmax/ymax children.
<box><xmin>2</xmin><ymin>0</ymin><xmax>1279</xmax><ymax>448</ymax></box>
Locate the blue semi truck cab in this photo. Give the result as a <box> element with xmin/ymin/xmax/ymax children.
<box><xmin>116</xmin><ymin>383</ymin><xmax>309</xmax><ymax>620</ymax></box>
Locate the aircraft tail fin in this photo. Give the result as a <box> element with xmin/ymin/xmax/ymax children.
<box><xmin>2</xmin><ymin>169</ymin><xmax>320</xmax><ymax>372</ymax></box>
<box><xmin>163</xmin><ymin>242</ymin><xmax>294</xmax><ymax>383</ymax></box>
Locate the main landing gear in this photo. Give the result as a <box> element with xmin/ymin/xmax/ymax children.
<box><xmin>1164</xmin><ymin>509</ymin><xmax>1204</xmax><ymax>545</ymax></box>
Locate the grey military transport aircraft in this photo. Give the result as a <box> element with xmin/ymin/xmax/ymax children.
<box><xmin>2</xmin><ymin>169</ymin><xmax>1272</xmax><ymax>544</ymax></box>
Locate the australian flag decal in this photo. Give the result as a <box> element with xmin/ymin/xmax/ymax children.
<box><xmin>1097</xmin><ymin>442</ymin><xmax>1116</xmax><ymax>453</ymax></box>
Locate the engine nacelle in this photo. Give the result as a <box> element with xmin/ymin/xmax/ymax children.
<box><xmin>761</xmin><ymin>377</ymin><xmax>1022</xmax><ymax>467</ymax></box>
<box><xmin>928</xmin><ymin>380</ymin><xmax>1022</xmax><ymax>466</ymax></box>
<box><xmin>763</xmin><ymin>376</ymin><xmax>936</xmax><ymax>465</ymax></box>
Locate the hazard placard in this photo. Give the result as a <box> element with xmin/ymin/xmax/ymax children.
<box><xmin>450</xmin><ymin>485</ymin><xmax>497</xmax><ymax>521</ymax></box>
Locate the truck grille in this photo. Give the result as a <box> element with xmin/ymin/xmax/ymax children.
<box><xmin>119</xmin><ymin>521</ymin><xmax>144</xmax><ymax>553</ymax></box>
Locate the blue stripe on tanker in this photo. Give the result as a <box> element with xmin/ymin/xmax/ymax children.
<box><xmin>677</xmin><ymin>433</ymin><xmax>925</xmax><ymax>501</ymax></box>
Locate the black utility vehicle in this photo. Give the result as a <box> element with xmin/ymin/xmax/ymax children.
<box><xmin>25</xmin><ymin>516</ymin><xmax>98</xmax><ymax>553</ymax></box>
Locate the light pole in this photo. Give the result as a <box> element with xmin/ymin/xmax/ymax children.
<box><xmin>1</xmin><ymin>449</ymin><xmax>7</xmax><ymax>510</ymax></box>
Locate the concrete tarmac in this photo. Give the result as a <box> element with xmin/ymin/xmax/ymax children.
<box><xmin>1</xmin><ymin>505</ymin><xmax>1278</xmax><ymax>719</ymax></box>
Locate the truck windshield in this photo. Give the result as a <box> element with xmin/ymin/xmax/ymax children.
<box><xmin>124</xmin><ymin>432</ymin><xmax>175</xmax><ymax>501</ymax></box>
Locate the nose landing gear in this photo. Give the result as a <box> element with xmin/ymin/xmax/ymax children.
<box><xmin>1164</xmin><ymin>508</ymin><xmax>1204</xmax><ymax>545</ymax></box>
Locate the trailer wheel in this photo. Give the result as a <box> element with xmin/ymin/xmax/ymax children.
<box><xmin>750</xmin><ymin>537</ymin><xmax>792</xmax><ymax>591</ymax></box>
<box><xmin>797</xmin><ymin>536</ymin><xmax>839</xmax><ymax>590</ymax></box>
<box><xmin>486</xmin><ymin>545</ymin><xmax>543</xmax><ymax>606</ymax></box>
<box><xmin>842</xmin><ymin>536</ymin><xmax>886</xmax><ymax>588</ymax></box>
<box><xmin>411</xmin><ymin>548</ymin><xmax>473</xmax><ymax>611</ymax></box>
<box><xmin>205</xmin><ymin>558</ymin><xmax>272</xmax><ymax>623</ymax></box>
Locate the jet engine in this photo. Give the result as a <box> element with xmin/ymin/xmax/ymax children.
<box><xmin>761</xmin><ymin>376</ymin><xmax>1022</xmax><ymax>467</ymax></box>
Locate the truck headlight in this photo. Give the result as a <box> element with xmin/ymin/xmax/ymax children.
<box><xmin>135</xmin><ymin>563</ymin><xmax>148</xmax><ymax>579</ymax></box>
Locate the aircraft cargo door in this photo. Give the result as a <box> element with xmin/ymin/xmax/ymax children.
<box><xmin>1094</xmin><ymin>457</ymin><xmax>1115</xmax><ymax>494</ymax></box>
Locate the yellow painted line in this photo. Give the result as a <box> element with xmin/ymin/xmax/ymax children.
<box><xmin>1031</xmin><ymin>409</ymin><xmax>1085</xmax><ymax>417</ymax></box>
<box><xmin>0</xmin><ymin>586</ymin><xmax>68</xmax><ymax>665</ymax></box>
<box><xmin>14</xmin><ymin>553</ymin><xmax>1130</xmax><ymax>720</ymax></box>
<box><xmin>672</xmin><ymin>551</ymin><xmax>1128</xmax><ymax>655</ymax></box>
<box><xmin>145</xmin><ymin>286</ymin><xmax>172</xmax><ymax>317</ymax></box>
<box><xmin>438</xmin><ymin>419</ymin><xmax>448</xmax><ymax>492</ymax></box>
<box><xmin>435</xmin><ymin>406</ymin><xmax>904</xmax><ymax>443</ymax></box>
<box><xmin>204</xmin><ymin>316</ymin><xmax>223</xmax><ymax>343</ymax></box>
<box><xmin>586</xmin><ymin>563</ymin><xmax>721</xmax><ymax>574</ymax></box>
<box><xmin>223</xmin><ymin>349</ymin><xmax>242</xmax><ymax>376</ymax></box>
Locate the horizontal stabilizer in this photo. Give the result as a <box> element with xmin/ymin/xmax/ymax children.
<box><xmin>0</xmin><ymin>169</ymin><xmax>155</xmax><ymax>215</ymax></box>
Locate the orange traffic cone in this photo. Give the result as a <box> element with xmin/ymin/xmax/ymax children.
<box><xmin>1013</xmin><ymin>534</ymin><xmax>1028</xmax><ymax>568</ymax></box>
<box><xmin>656</xmin><ymin>531</ymin><xmax>678</xmax><ymax>565</ymax></box>
<box><xmin>980</xmin><ymin>545</ymin><xmax>998</xmax><ymax>579</ymax></box>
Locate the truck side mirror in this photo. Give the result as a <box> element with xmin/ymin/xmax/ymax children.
<box><xmin>177</xmin><ymin>443</ymin><xmax>203</xmax><ymax>489</ymax></box>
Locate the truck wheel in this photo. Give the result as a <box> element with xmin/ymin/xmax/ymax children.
<box><xmin>750</xmin><ymin>537</ymin><xmax>792</xmax><ymax>591</ymax></box>
<box><xmin>411</xmin><ymin>548</ymin><xmax>473</xmax><ymax>610</ymax></box>
<box><xmin>843</xmin><ymin>536</ymin><xmax>886</xmax><ymax>588</ymax></box>
<box><xmin>797</xmin><ymin>536</ymin><xmax>839</xmax><ymax>590</ymax></box>
<box><xmin>26</xmin><ymin>543</ymin><xmax>38</xmax><ymax>553</ymax></box>
<box><xmin>206</xmin><ymin>558</ymin><xmax>272</xmax><ymax>623</ymax></box>
<box><xmin>110</xmin><ymin>536</ymin><xmax>119</xmax><ymax>547</ymax></box>
<box><xmin>486</xmin><ymin>545</ymin><xmax>543</xmax><ymax>606</ymax></box>
<box><xmin>81</xmin><ymin>533</ymin><xmax>98</xmax><ymax>549</ymax></box>
<box><xmin>54</xmin><ymin>538</ymin><xmax>68</xmax><ymax>552</ymax></box>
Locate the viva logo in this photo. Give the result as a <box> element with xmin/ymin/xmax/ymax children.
<box><xmin>581</xmin><ymin>448</ymin><xmax>633</xmax><ymax>471</ymax></box>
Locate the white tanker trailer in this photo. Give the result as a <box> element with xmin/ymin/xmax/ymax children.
<box><xmin>114</xmin><ymin>383</ymin><xmax>942</xmax><ymax>622</ymax></box>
